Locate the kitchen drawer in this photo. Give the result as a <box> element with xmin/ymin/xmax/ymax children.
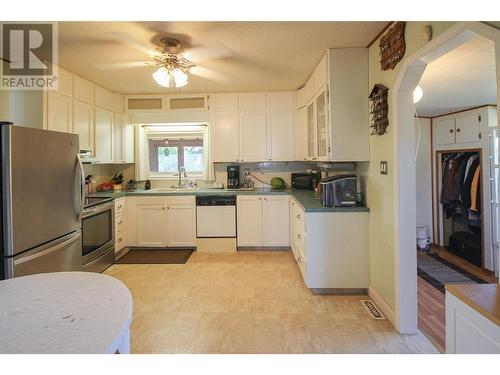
<box><xmin>135</xmin><ymin>196</ymin><xmax>166</xmax><ymax>205</ymax></box>
<box><xmin>115</xmin><ymin>213</ymin><xmax>127</xmax><ymax>234</ymax></box>
<box><xmin>292</xmin><ymin>201</ymin><xmax>305</xmax><ymax>233</ymax></box>
<box><xmin>296</xmin><ymin>243</ymin><xmax>307</xmax><ymax>283</ymax></box>
<box><xmin>115</xmin><ymin>198</ymin><xmax>126</xmax><ymax>215</ymax></box>
<box><xmin>166</xmin><ymin>195</ymin><xmax>195</xmax><ymax>206</ymax></box>
<box><xmin>115</xmin><ymin>231</ymin><xmax>126</xmax><ymax>253</ymax></box>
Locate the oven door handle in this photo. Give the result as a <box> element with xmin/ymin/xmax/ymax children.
<box><xmin>83</xmin><ymin>203</ymin><xmax>114</xmax><ymax>218</ymax></box>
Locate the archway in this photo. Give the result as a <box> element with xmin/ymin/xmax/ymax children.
<box><xmin>393</xmin><ymin>22</ymin><xmax>500</xmax><ymax>333</ymax></box>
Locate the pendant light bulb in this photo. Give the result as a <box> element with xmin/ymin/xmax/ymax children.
<box><xmin>413</xmin><ymin>86</ymin><xmax>423</xmax><ymax>104</ymax></box>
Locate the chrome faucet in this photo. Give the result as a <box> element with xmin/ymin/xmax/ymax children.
<box><xmin>178</xmin><ymin>166</ymin><xmax>187</xmax><ymax>188</ymax></box>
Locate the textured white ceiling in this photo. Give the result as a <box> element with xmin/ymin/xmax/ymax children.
<box><xmin>58</xmin><ymin>21</ymin><xmax>387</xmax><ymax>94</ymax></box>
<box><xmin>416</xmin><ymin>35</ymin><xmax>497</xmax><ymax>118</ymax></box>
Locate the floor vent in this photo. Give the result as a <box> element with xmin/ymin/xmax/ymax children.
<box><xmin>361</xmin><ymin>299</ymin><xmax>386</xmax><ymax>320</ymax></box>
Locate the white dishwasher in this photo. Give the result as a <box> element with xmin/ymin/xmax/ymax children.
<box><xmin>196</xmin><ymin>195</ymin><xmax>236</xmax><ymax>238</ymax></box>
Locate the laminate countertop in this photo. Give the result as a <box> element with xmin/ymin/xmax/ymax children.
<box><xmin>446</xmin><ymin>283</ymin><xmax>500</xmax><ymax>326</ymax></box>
<box><xmin>88</xmin><ymin>188</ymin><xmax>369</xmax><ymax>213</ymax></box>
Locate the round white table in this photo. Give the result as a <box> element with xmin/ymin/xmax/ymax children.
<box><xmin>0</xmin><ymin>272</ymin><xmax>133</xmax><ymax>354</ymax></box>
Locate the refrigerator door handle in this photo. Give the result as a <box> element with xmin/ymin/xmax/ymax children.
<box><xmin>13</xmin><ymin>232</ymin><xmax>81</xmax><ymax>266</ymax></box>
<box><xmin>76</xmin><ymin>154</ymin><xmax>85</xmax><ymax>219</ymax></box>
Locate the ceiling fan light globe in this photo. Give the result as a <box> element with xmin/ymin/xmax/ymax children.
<box><xmin>173</xmin><ymin>69</ymin><xmax>188</xmax><ymax>87</ymax></box>
<box><xmin>152</xmin><ymin>67</ymin><xmax>170</xmax><ymax>87</ymax></box>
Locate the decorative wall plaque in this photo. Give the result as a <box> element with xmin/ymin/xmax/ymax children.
<box><xmin>369</xmin><ymin>84</ymin><xmax>389</xmax><ymax>136</ymax></box>
<box><xmin>379</xmin><ymin>21</ymin><xmax>406</xmax><ymax>70</ymax></box>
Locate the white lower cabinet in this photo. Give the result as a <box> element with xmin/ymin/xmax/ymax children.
<box><xmin>166</xmin><ymin>196</ymin><xmax>196</xmax><ymax>247</ymax></box>
<box><xmin>114</xmin><ymin>198</ymin><xmax>128</xmax><ymax>254</ymax></box>
<box><xmin>237</xmin><ymin>195</ymin><xmax>290</xmax><ymax>247</ymax></box>
<box><xmin>289</xmin><ymin>197</ymin><xmax>369</xmax><ymax>289</ymax></box>
<box><xmin>237</xmin><ymin>196</ymin><xmax>263</xmax><ymax>247</ymax></box>
<box><xmin>133</xmin><ymin>196</ymin><xmax>195</xmax><ymax>248</ymax></box>
<box><xmin>135</xmin><ymin>199</ymin><xmax>167</xmax><ymax>247</ymax></box>
<box><xmin>446</xmin><ymin>290</ymin><xmax>500</xmax><ymax>353</ymax></box>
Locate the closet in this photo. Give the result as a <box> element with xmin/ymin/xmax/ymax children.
<box><xmin>432</xmin><ymin>106</ymin><xmax>498</xmax><ymax>273</ymax></box>
<box><xmin>439</xmin><ymin>150</ymin><xmax>482</xmax><ymax>266</ymax></box>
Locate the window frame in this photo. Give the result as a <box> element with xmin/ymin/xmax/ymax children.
<box><xmin>142</xmin><ymin>124</ymin><xmax>208</xmax><ymax>180</ymax></box>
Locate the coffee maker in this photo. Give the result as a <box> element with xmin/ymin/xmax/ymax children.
<box><xmin>227</xmin><ymin>165</ymin><xmax>240</xmax><ymax>189</ymax></box>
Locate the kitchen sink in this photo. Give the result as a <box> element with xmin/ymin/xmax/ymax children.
<box><xmin>150</xmin><ymin>187</ymin><xmax>199</xmax><ymax>192</ymax></box>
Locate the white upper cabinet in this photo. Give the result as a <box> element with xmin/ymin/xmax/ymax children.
<box><xmin>239</xmin><ymin>92</ymin><xmax>266</xmax><ymax>111</ymax></box>
<box><xmin>435</xmin><ymin>118</ymin><xmax>456</xmax><ymax>146</ymax></box>
<box><xmin>56</xmin><ymin>67</ymin><xmax>73</xmax><ymax>97</ymax></box>
<box><xmin>73</xmin><ymin>76</ymin><xmax>94</xmax><ymax>104</ymax></box>
<box><xmin>455</xmin><ymin>114</ymin><xmax>481</xmax><ymax>144</ymax></box>
<box><xmin>73</xmin><ymin>100</ymin><xmax>94</xmax><ymax>152</ymax></box>
<box><xmin>209</xmin><ymin>93</ymin><xmax>238</xmax><ymax>111</ymax></box>
<box><xmin>328</xmin><ymin>48</ymin><xmax>369</xmax><ymax>161</ymax></box>
<box><xmin>434</xmin><ymin>108</ymin><xmax>490</xmax><ymax>149</ymax></box>
<box><xmin>94</xmin><ymin>107</ymin><xmax>113</xmax><ymax>162</ymax></box>
<box><xmin>267</xmin><ymin>91</ymin><xmax>294</xmax><ymax>110</ymax></box>
<box><xmin>267</xmin><ymin>110</ymin><xmax>294</xmax><ymax>161</ymax></box>
<box><xmin>210</xmin><ymin>111</ymin><xmax>240</xmax><ymax>162</ymax></box>
<box><xmin>295</xmin><ymin>106</ymin><xmax>307</xmax><ymax>161</ymax></box>
<box><xmin>305</xmin><ymin>55</ymin><xmax>327</xmax><ymax>103</ymax></box>
<box><xmin>47</xmin><ymin>91</ymin><xmax>73</xmax><ymax>133</ymax></box>
<box><xmin>296</xmin><ymin>87</ymin><xmax>307</xmax><ymax>109</ymax></box>
<box><xmin>95</xmin><ymin>86</ymin><xmax>115</xmax><ymax>111</ymax></box>
<box><xmin>112</xmin><ymin>113</ymin><xmax>134</xmax><ymax>163</ymax></box>
<box><xmin>315</xmin><ymin>88</ymin><xmax>329</xmax><ymax>160</ymax></box>
<box><xmin>239</xmin><ymin>111</ymin><xmax>267</xmax><ymax>162</ymax></box>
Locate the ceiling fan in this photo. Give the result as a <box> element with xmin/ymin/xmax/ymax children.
<box><xmin>95</xmin><ymin>34</ymin><xmax>232</xmax><ymax>89</ymax></box>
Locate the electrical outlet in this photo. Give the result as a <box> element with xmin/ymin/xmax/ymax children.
<box><xmin>380</xmin><ymin>161</ymin><xmax>388</xmax><ymax>175</ymax></box>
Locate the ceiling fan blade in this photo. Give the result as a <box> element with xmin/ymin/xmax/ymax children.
<box><xmin>101</xmin><ymin>31</ymin><xmax>160</xmax><ymax>57</ymax></box>
<box><xmin>182</xmin><ymin>43</ymin><xmax>233</xmax><ymax>63</ymax></box>
<box><xmin>189</xmin><ymin>66</ymin><xmax>229</xmax><ymax>82</ymax></box>
<box><xmin>92</xmin><ymin>61</ymin><xmax>149</xmax><ymax>70</ymax></box>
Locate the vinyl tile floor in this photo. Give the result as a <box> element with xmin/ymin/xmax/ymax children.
<box><xmin>104</xmin><ymin>250</ymin><xmax>438</xmax><ymax>354</ymax></box>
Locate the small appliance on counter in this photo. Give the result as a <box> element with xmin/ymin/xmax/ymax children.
<box><xmin>227</xmin><ymin>165</ymin><xmax>240</xmax><ymax>189</ymax></box>
<box><xmin>291</xmin><ymin>172</ymin><xmax>321</xmax><ymax>190</ymax></box>
<box><xmin>320</xmin><ymin>174</ymin><xmax>358</xmax><ymax>207</ymax></box>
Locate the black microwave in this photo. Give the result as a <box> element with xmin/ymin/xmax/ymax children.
<box><xmin>291</xmin><ymin>172</ymin><xmax>322</xmax><ymax>190</ymax></box>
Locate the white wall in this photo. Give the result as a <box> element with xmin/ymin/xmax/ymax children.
<box><xmin>414</xmin><ymin>117</ymin><xmax>433</xmax><ymax>242</ymax></box>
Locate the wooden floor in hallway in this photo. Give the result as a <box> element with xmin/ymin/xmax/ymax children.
<box><xmin>417</xmin><ymin>276</ymin><xmax>445</xmax><ymax>352</ymax></box>
<box><xmin>105</xmin><ymin>250</ymin><xmax>438</xmax><ymax>354</ymax></box>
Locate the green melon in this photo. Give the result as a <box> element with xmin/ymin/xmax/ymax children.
<box><xmin>271</xmin><ymin>177</ymin><xmax>285</xmax><ymax>189</ymax></box>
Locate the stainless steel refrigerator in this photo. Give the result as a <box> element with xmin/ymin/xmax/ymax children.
<box><xmin>1</xmin><ymin>123</ymin><xmax>84</xmax><ymax>279</ymax></box>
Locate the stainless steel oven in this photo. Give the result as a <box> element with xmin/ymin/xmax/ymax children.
<box><xmin>82</xmin><ymin>198</ymin><xmax>115</xmax><ymax>272</ymax></box>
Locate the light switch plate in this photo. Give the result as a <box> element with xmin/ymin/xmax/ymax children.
<box><xmin>380</xmin><ymin>161</ymin><xmax>388</xmax><ymax>175</ymax></box>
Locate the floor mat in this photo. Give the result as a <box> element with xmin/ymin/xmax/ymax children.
<box><xmin>417</xmin><ymin>252</ymin><xmax>486</xmax><ymax>293</ymax></box>
<box><xmin>115</xmin><ymin>248</ymin><xmax>193</xmax><ymax>264</ymax></box>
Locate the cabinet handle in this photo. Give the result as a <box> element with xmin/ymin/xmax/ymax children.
<box><xmin>297</xmin><ymin>257</ymin><xmax>302</xmax><ymax>263</ymax></box>
<box><xmin>297</xmin><ymin>214</ymin><xmax>301</xmax><ymax>219</ymax></box>
<box><xmin>297</xmin><ymin>234</ymin><xmax>301</xmax><ymax>240</ymax></box>
<box><xmin>118</xmin><ymin>220</ymin><xmax>123</xmax><ymax>225</ymax></box>
<box><xmin>456</xmin><ymin>128</ymin><xmax>461</xmax><ymax>133</ymax></box>
<box><xmin>269</xmin><ymin>158</ymin><xmax>272</xmax><ymax>161</ymax></box>
<box><xmin>167</xmin><ymin>206</ymin><xmax>170</xmax><ymax>210</ymax></box>
<box><xmin>264</xmin><ymin>197</ymin><xmax>267</xmax><ymax>201</ymax></box>
<box><xmin>117</xmin><ymin>237</ymin><xmax>122</xmax><ymax>243</ymax></box>
<box><xmin>312</xmin><ymin>157</ymin><xmax>317</xmax><ymax>160</ymax></box>
<box><xmin>162</xmin><ymin>207</ymin><xmax>165</xmax><ymax>210</ymax></box>
<box><xmin>449</xmin><ymin>129</ymin><xmax>454</xmax><ymax>133</ymax></box>
<box><xmin>259</xmin><ymin>197</ymin><xmax>262</xmax><ymax>201</ymax></box>
<box><xmin>118</xmin><ymin>204</ymin><xmax>123</xmax><ymax>209</ymax></box>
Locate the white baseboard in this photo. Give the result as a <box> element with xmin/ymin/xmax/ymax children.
<box><xmin>368</xmin><ymin>286</ymin><xmax>396</xmax><ymax>327</ymax></box>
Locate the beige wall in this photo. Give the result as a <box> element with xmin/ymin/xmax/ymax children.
<box><xmin>367</xmin><ymin>22</ymin><xmax>455</xmax><ymax>310</ymax></box>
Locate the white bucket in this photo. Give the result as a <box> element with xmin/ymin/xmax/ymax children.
<box><xmin>417</xmin><ymin>237</ymin><xmax>430</xmax><ymax>251</ymax></box>
<box><xmin>416</xmin><ymin>225</ymin><xmax>429</xmax><ymax>240</ymax></box>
